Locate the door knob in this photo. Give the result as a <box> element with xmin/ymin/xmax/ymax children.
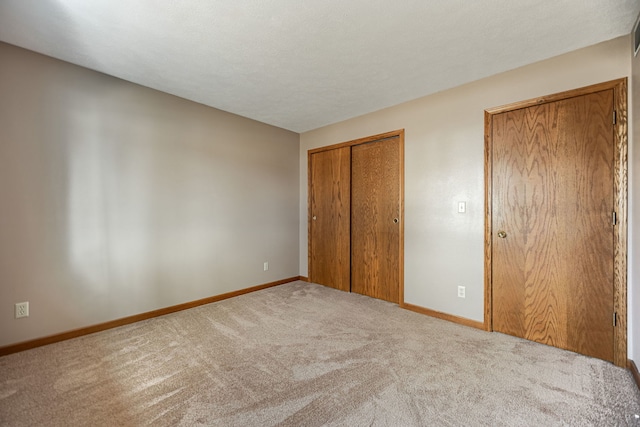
<box><xmin>393</xmin><ymin>218</ymin><xmax>399</xmax><ymax>224</ymax></box>
<box><xmin>312</xmin><ymin>216</ymin><xmax>317</xmax><ymax>220</ymax></box>
<box><xmin>497</xmin><ymin>231</ymin><xmax>507</xmax><ymax>238</ymax></box>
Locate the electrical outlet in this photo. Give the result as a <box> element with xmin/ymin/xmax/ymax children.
<box><xmin>457</xmin><ymin>286</ymin><xmax>466</xmax><ymax>298</ymax></box>
<box><xmin>15</xmin><ymin>301</ymin><xmax>29</xmax><ymax>318</ymax></box>
<box><xmin>263</xmin><ymin>261</ymin><xmax>269</xmax><ymax>271</ymax></box>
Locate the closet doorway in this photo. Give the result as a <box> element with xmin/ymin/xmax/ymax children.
<box><xmin>308</xmin><ymin>130</ymin><xmax>404</xmax><ymax>303</ymax></box>
<box><xmin>485</xmin><ymin>79</ymin><xmax>627</xmax><ymax>366</ymax></box>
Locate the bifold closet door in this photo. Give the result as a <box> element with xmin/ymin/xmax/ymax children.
<box><xmin>351</xmin><ymin>136</ymin><xmax>401</xmax><ymax>303</ymax></box>
<box><xmin>309</xmin><ymin>146</ymin><xmax>351</xmax><ymax>292</ymax></box>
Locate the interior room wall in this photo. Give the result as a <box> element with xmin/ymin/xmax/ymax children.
<box><xmin>300</xmin><ymin>36</ymin><xmax>632</xmax><ymax>327</ymax></box>
<box><xmin>0</xmin><ymin>42</ymin><xmax>300</xmax><ymax>347</ymax></box>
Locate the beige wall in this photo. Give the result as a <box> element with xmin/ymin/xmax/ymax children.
<box><xmin>0</xmin><ymin>42</ymin><xmax>300</xmax><ymax>347</ymax></box>
<box><xmin>300</xmin><ymin>36</ymin><xmax>632</xmax><ymax>326</ymax></box>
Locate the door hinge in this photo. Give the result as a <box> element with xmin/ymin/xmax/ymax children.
<box><xmin>613</xmin><ymin>312</ymin><xmax>617</xmax><ymax>327</ymax></box>
<box><xmin>613</xmin><ymin>211</ymin><xmax>617</xmax><ymax>225</ymax></box>
<box><xmin>613</xmin><ymin>110</ymin><xmax>617</xmax><ymax>125</ymax></box>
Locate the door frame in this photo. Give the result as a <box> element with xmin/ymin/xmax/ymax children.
<box><xmin>484</xmin><ymin>78</ymin><xmax>628</xmax><ymax>367</ymax></box>
<box><xmin>308</xmin><ymin>129</ymin><xmax>405</xmax><ymax>303</ymax></box>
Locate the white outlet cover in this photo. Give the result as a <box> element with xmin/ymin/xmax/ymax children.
<box><xmin>15</xmin><ymin>301</ymin><xmax>29</xmax><ymax>318</ymax></box>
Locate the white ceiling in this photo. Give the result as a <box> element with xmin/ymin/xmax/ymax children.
<box><xmin>0</xmin><ymin>1</ymin><xmax>639</xmax><ymax>133</ymax></box>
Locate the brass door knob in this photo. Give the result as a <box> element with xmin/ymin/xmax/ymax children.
<box><xmin>497</xmin><ymin>231</ymin><xmax>507</xmax><ymax>238</ymax></box>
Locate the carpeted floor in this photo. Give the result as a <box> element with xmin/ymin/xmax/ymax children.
<box><xmin>1</xmin><ymin>281</ymin><xmax>639</xmax><ymax>426</ymax></box>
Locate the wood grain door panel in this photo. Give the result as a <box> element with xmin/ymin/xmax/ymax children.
<box><xmin>492</xmin><ymin>90</ymin><xmax>614</xmax><ymax>361</ymax></box>
<box><xmin>309</xmin><ymin>147</ymin><xmax>351</xmax><ymax>292</ymax></box>
<box><xmin>351</xmin><ymin>137</ymin><xmax>401</xmax><ymax>303</ymax></box>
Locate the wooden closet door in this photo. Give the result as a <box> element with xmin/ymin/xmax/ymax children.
<box><xmin>491</xmin><ymin>90</ymin><xmax>615</xmax><ymax>361</ymax></box>
<box><xmin>309</xmin><ymin>147</ymin><xmax>351</xmax><ymax>291</ymax></box>
<box><xmin>351</xmin><ymin>136</ymin><xmax>401</xmax><ymax>303</ymax></box>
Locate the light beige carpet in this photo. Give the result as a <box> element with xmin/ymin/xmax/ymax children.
<box><xmin>1</xmin><ymin>281</ymin><xmax>639</xmax><ymax>426</ymax></box>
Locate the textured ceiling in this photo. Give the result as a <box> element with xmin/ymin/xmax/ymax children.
<box><xmin>0</xmin><ymin>1</ymin><xmax>639</xmax><ymax>132</ymax></box>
